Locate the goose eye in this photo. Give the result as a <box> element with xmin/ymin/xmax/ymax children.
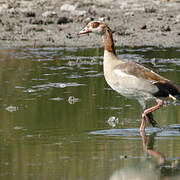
<box><xmin>78</xmin><ymin>26</ymin><xmax>90</xmax><ymax>35</ymax></box>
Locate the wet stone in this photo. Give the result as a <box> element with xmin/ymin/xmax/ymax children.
<box><xmin>4</xmin><ymin>23</ymin><xmax>14</xmax><ymax>31</ymax></box>
<box><xmin>144</xmin><ymin>7</ymin><xmax>157</xmax><ymax>13</ymax></box>
<box><xmin>8</xmin><ymin>8</ymin><xmax>19</xmax><ymax>15</ymax></box>
<box><xmin>66</xmin><ymin>33</ymin><xmax>73</xmax><ymax>39</ymax></box>
<box><xmin>29</xmin><ymin>18</ymin><xmax>43</xmax><ymax>25</ymax></box>
<box><xmin>57</xmin><ymin>17</ymin><xmax>72</xmax><ymax>24</ymax></box>
<box><xmin>161</xmin><ymin>25</ymin><xmax>171</xmax><ymax>32</ymax></box>
<box><xmin>60</xmin><ymin>4</ymin><xmax>76</xmax><ymax>12</ymax></box>
<box><xmin>114</xmin><ymin>26</ymin><xmax>131</xmax><ymax>36</ymax></box>
<box><xmin>175</xmin><ymin>14</ymin><xmax>180</xmax><ymax>23</ymax></box>
<box><xmin>24</xmin><ymin>11</ymin><xmax>36</xmax><ymax>17</ymax></box>
<box><xmin>27</xmin><ymin>26</ymin><xmax>44</xmax><ymax>32</ymax></box>
<box><xmin>44</xmin><ymin>18</ymin><xmax>54</xmax><ymax>25</ymax></box>
<box><xmin>141</xmin><ymin>24</ymin><xmax>147</xmax><ymax>30</ymax></box>
<box><xmin>46</xmin><ymin>37</ymin><xmax>55</xmax><ymax>42</ymax></box>
<box><xmin>42</xmin><ymin>11</ymin><xmax>57</xmax><ymax>18</ymax></box>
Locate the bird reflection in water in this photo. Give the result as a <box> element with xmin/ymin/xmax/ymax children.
<box><xmin>109</xmin><ymin>131</ymin><xmax>180</xmax><ymax>180</ymax></box>
<box><xmin>141</xmin><ymin>131</ymin><xmax>165</xmax><ymax>166</ymax></box>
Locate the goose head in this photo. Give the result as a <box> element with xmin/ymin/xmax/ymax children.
<box><xmin>78</xmin><ymin>21</ymin><xmax>107</xmax><ymax>35</ymax></box>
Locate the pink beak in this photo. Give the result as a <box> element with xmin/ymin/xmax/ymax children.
<box><xmin>78</xmin><ymin>26</ymin><xmax>90</xmax><ymax>35</ymax></box>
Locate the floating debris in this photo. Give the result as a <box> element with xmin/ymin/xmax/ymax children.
<box><xmin>15</xmin><ymin>86</ymin><xmax>24</xmax><ymax>89</ymax></box>
<box><xmin>50</xmin><ymin>97</ymin><xmax>64</xmax><ymax>101</ymax></box>
<box><xmin>55</xmin><ymin>142</ymin><xmax>62</xmax><ymax>146</ymax></box>
<box><xmin>107</xmin><ymin>116</ymin><xmax>119</xmax><ymax>127</ymax></box>
<box><xmin>68</xmin><ymin>96</ymin><xmax>80</xmax><ymax>104</ymax></box>
<box><xmin>151</xmin><ymin>58</ymin><xmax>157</xmax><ymax>65</ymax></box>
<box><xmin>14</xmin><ymin>126</ymin><xmax>23</xmax><ymax>130</ymax></box>
<box><xmin>119</xmin><ymin>155</ymin><xmax>128</xmax><ymax>159</ymax></box>
<box><xmin>24</xmin><ymin>88</ymin><xmax>36</xmax><ymax>93</ymax></box>
<box><xmin>26</xmin><ymin>134</ymin><xmax>33</xmax><ymax>138</ymax></box>
<box><xmin>6</xmin><ymin>105</ymin><xmax>19</xmax><ymax>112</ymax></box>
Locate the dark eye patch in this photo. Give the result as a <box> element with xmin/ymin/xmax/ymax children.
<box><xmin>92</xmin><ymin>22</ymin><xmax>100</xmax><ymax>28</ymax></box>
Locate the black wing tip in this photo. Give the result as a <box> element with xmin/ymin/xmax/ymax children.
<box><xmin>153</xmin><ymin>82</ymin><xmax>180</xmax><ymax>99</ymax></box>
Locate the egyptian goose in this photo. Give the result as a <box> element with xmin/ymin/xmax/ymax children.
<box><xmin>78</xmin><ymin>21</ymin><xmax>180</xmax><ymax>131</ymax></box>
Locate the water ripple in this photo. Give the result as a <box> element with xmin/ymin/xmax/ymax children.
<box><xmin>90</xmin><ymin>126</ymin><xmax>180</xmax><ymax>138</ymax></box>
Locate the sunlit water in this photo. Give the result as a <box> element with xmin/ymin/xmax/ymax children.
<box><xmin>0</xmin><ymin>46</ymin><xmax>180</xmax><ymax>179</ymax></box>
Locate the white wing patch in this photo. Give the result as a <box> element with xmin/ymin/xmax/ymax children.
<box><xmin>114</xmin><ymin>69</ymin><xmax>137</xmax><ymax>79</ymax></box>
<box><xmin>152</xmin><ymin>80</ymin><xmax>158</xmax><ymax>84</ymax></box>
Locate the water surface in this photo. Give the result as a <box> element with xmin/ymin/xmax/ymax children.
<box><xmin>0</xmin><ymin>46</ymin><xmax>180</xmax><ymax>179</ymax></box>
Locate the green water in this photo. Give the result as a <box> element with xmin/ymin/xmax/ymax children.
<box><xmin>0</xmin><ymin>46</ymin><xmax>179</xmax><ymax>180</ymax></box>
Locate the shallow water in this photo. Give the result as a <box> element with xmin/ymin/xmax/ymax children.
<box><xmin>0</xmin><ymin>46</ymin><xmax>180</xmax><ymax>179</ymax></box>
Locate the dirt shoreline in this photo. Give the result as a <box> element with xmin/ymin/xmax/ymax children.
<box><xmin>0</xmin><ymin>0</ymin><xmax>180</xmax><ymax>48</ymax></box>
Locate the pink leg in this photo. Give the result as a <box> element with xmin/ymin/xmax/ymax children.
<box><xmin>140</xmin><ymin>98</ymin><xmax>164</xmax><ymax>131</ymax></box>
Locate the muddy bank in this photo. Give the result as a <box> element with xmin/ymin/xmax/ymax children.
<box><xmin>0</xmin><ymin>0</ymin><xmax>180</xmax><ymax>48</ymax></box>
